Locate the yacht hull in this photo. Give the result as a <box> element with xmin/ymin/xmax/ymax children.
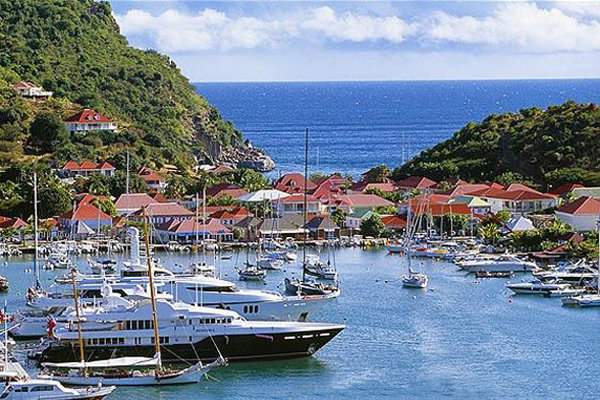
<box><xmin>38</xmin><ymin>326</ymin><xmax>344</xmax><ymax>364</ymax></box>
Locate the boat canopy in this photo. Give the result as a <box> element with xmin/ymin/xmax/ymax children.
<box><xmin>43</xmin><ymin>356</ymin><xmax>158</xmax><ymax>369</ymax></box>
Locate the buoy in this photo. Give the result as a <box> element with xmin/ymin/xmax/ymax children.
<box><xmin>413</xmin><ymin>296</ymin><xmax>417</xmax><ymax>299</ymax></box>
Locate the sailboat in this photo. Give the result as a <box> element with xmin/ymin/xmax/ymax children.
<box><xmin>401</xmin><ymin>194</ymin><xmax>429</xmax><ymax>289</ymax></box>
<box><xmin>237</xmin><ymin>224</ymin><xmax>267</xmax><ymax>281</ymax></box>
<box><xmin>40</xmin><ymin>210</ymin><xmax>226</xmax><ymax>386</ymax></box>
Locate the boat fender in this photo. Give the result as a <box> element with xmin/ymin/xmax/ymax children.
<box><xmin>225</xmin><ymin>336</ymin><xmax>229</xmax><ymax>345</ymax></box>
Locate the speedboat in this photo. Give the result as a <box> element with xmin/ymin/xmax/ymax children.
<box><xmin>456</xmin><ymin>255</ymin><xmax>538</xmax><ymax>273</ymax></box>
<box><xmin>506</xmin><ymin>279</ymin><xmax>571</xmax><ymax>295</ymax></box>
<box><xmin>562</xmin><ymin>293</ymin><xmax>600</xmax><ymax>307</ymax></box>
<box><xmin>0</xmin><ymin>379</ymin><xmax>115</xmax><ymax>399</ymax></box>
<box><xmin>186</xmin><ymin>262</ymin><xmax>217</xmax><ymax>278</ymax></box>
<box><xmin>37</xmin><ymin>300</ymin><xmax>345</xmax><ymax>364</ymax></box>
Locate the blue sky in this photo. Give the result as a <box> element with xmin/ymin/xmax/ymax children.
<box><xmin>108</xmin><ymin>1</ymin><xmax>600</xmax><ymax>82</ymax></box>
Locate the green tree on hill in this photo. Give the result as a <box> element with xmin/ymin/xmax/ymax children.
<box><xmin>27</xmin><ymin>113</ymin><xmax>68</xmax><ymax>154</ymax></box>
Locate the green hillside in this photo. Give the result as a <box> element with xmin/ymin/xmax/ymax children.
<box><xmin>0</xmin><ymin>0</ymin><xmax>245</xmax><ymax>171</ymax></box>
<box><xmin>395</xmin><ymin>101</ymin><xmax>600</xmax><ymax>188</ymax></box>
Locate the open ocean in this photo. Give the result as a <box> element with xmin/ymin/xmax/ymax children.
<box><xmin>196</xmin><ymin>79</ymin><xmax>600</xmax><ymax>178</ymax></box>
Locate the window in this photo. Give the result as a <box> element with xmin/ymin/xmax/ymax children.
<box><xmin>243</xmin><ymin>306</ymin><xmax>248</xmax><ymax>313</ymax></box>
<box><xmin>31</xmin><ymin>386</ymin><xmax>54</xmax><ymax>392</ymax></box>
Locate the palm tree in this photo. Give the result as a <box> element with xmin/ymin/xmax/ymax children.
<box><xmin>478</xmin><ymin>224</ymin><xmax>500</xmax><ymax>245</ymax></box>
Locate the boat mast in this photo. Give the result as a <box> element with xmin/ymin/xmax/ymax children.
<box><xmin>302</xmin><ymin>128</ymin><xmax>309</xmax><ymax>282</ymax></box>
<box><xmin>71</xmin><ymin>269</ymin><xmax>86</xmax><ymax>373</ymax></box>
<box><xmin>195</xmin><ymin>192</ymin><xmax>199</xmax><ymax>264</ymax></box>
<box><xmin>33</xmin><ymin>172</ymin><xmax>40</xmax><ymax>288</ymax></box>
<box><xmin>3</xmin><ymin>300</ymin><xmax>7</xmax><ymax>372</ymax></box>
<box><xmin>143</xmin><ymin>207</ymin><xmax>162</xmax><ymax>374</ymax></box>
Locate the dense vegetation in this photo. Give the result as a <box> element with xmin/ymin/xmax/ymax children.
<box><xmin>0</xmin><ymin>0</ymin><xmax>243</xmax><ymax>169</ymax></box>
<box><xmin>395</xmin><ymin>101</ymin><xmax>600</xmax><ymax>188</ymax></box>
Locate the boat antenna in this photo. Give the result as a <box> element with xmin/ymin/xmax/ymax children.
<box><xmin>302</xmin><ymin>128</ymin><xmax>309</xmax><ymax>282</ymax></box>
<box><xmin>143</xmin><ymin>206</ymin><xmax>163</xmax><ymax>374</ymax></box>
<box><xmin>71</xmin><ymin>267</ymin><xmax>86</xmax><ymax>375</ymax></box>
<box><xmin>33</xmin><ymin>172</ymin><xmax>40</xmax><ymax>289</ymax></box>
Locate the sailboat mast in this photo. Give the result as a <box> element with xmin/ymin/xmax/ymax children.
<box><xmin>302</xmin><ymin>128</ymin><xmax>309</xmax><ymax>282</ymax></box>
<box><xmin>33</xmin><ymin>172</ymin><xmax>40</xmax><ymax>288</ymax></box>
<box><xmin>143</xmin><ymin>207</ymin><xmax>162</xmax><ymax>373</ymax></box>
<box><xmin>71</xmin><ymin>269</ymin><xmax>85</xmax><ymax>368</ymax></box>
<box><xmin>195</xmin><ymin>192</ymin><xmax>199</xmax><ymax>263</ymax></box>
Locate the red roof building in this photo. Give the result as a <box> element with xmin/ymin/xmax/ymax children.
<box><xmin>396</xmin><ymin>176</ymin><xmax>437</xmax><ymax>190</ymax></box>
<box><xmin>441</xmin><ymin>183</ymin><xmax>492</xmax><ymax>197</ymax></box>
<box><xmin>555</xmin><ymin>196</ymin><xmax>600</xmax><ymax>232</ymax></box>
<box><xmin>274</xmin><ymin>173</ymin><xmax>317</xmax><ymax>194</ymax></box>
<box><xmin>380</xmin><ymin>214</ymin><xmax>407</xmax><ymax>231</ymax></box>
<box><xmin>114</xmin><ymin>193</ymin><xmax>159</xmax><ymax>216</ymax></box>
<box><xmin>58</xmin><ymin>204</ymin><xmax>112</xmax><ymax>234</ymax></box>
<box><xmin>138</xmin><ymin>167</ymin><xmax>166</xmax><ymax>191</ymax></box>
<box><xmin>12</xmin><ymin>81</ymin><xmax>52</xmax><ymax>98</ymax></box>
<box><xmin>0</xmin><ymin>217</ymin><xmax>28</xmax><ymax>230</ymax></box>
<box><xmin>274</xmin><ymin>194</ymin><xmax>323</xmax><ymax>215</ymax></box>
<box><xmin>464</xmin><ymin>187</ymin><xmax>557</xmax><ymax>215</ymax></box>
<box><xmin>61</xmin><ymin>160</ymin><xmax>116</xmax><ymax>177</ymax></box>
<box><xmin>64</xmin><ymin>109</ymin><xmax>117</xmax><ymax>134</ymax></box>
<box><xmin>350</xmin><ymin>181</ymin><xmax>398</xmax><ymax>193</ymax></box>
<box><xmin>130</xmin><ymin>202</ymin><xmax>193</xmax><ymax>224</ymax></box>
<box><xmin>206</xmin><ymin>183</ymin><xmax>247</xmax><ymax>200</ymax></box>
<box><xmin>550</xmin><ymin>183</ymin><xmax>585</xmax><ymax>197</ymax></box>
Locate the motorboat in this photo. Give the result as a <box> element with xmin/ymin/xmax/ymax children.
<box><xmin>545</xmin><ymin>287</ymin><xmax>587</xmax><ymax>298</ymax></box>
<box><xmin>506</xmin><ymin>279</ymin><xmax>571</xmax><ymax>295</ymax></box>
<box><xmin>456</xmin><ymin>255</ymin><xmax>538</xmax><ymax>273</ymax></box>
<box><xmin>562</xmin><ymin>294</ymin><xmax>600</xmax><ymax>307</ymax></box>
<box><xmin>37</xmin><ymin>300</ymin><xmax>345</xmax><ymax>364</ymax></box>
<box><xmin>284</xmin><ymin>278</ymin><xmax>338</xmax><ymax>296</ymax></box>
<box><xmin>475</xmin><ymin>271</ymin><xmax>511</xmax><ymax>278</ymax></box>
<box><xmin>0</xmin><ymin>275</ymin><xmax>8</xmax><ymax>292</ymax></box>
<box><xmin>534</xmin><ymin>262</ymin><xmax>597</xmax><ymax>283</ymax></box>
<box><xmin>186</xmin><ymin>262</ymin><xmax>217</xmax><ymax>278</ymax></box>
<box><xmin>0</xmin><ymin>379</ymin><xmax>115</xmax><ymax>399</ymax></box>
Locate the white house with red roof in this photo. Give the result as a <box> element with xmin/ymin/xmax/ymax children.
<box><xmin>138</xmin><ymin>167</ymin><xmax>167</xmax><ymax>191</ymax></box>
<box><xmin>328</xmin><ymin>194</ymin><xmax>395</xmax><ymax>230</ymax></box>
<box><xmin>114</xmin><ymin>193</ymin><xmax>159</xmax><ymax>216</ymax></box>
<box><xmin>555</xmin><ymin>196</ymin><xmax>600</xmax><ymax>232</ymax></box>
<box><xmin>0</xmin><ymin>216</ymin><xmax>28</xmax><ymax>231</ymax></box>
<box><xmin>206</xmin><ymin>183</ymin><xmax>247</xmax><ymax>200</ymax></box>
<box><xmin>60</xmin><ymin>160</ymin><xmax>116</xmax><ymax>177</ymax></box>
<box><xmin>12</xmin><ymin>81</ymin><xmax>52</xmax><ymax>99</ymax></box>
<box><xmin>130</xmin><ymin>202</ymin><xmax>193</xmax><ymax>225</ymax></box>
<box><xmin>272</xmin><ymin>194</ymin><xmax>323</xmax><ymax>216</ymax></box>
<box><xmin>58</xmin><ymin>203</ymin><xmax>112</xmax><ymax>234</ymax></box>
<box><xmin>64</xmin><ymin>109</ymin><xmax>117</xmax><ymax>134</ymax></box>
<box><xmin>464</xmin><ymin>187</ymin><xmax>557</xmax><ymax>214</ymax></box>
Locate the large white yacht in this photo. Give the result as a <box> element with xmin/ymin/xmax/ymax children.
<box><xmin>37</xmin><ymin>299</ymin><xmax>344</xmax><ymax>364</ymax></box>
<box><xmin>456</xmin><ymin>255</ymin><xmax>538</xmax><ymax>273</ymax></box>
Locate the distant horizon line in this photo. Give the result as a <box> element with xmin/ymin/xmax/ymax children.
<box><xmin>192</xmin><ymin>76</ymin><xmax>600</xmax><ymax>84</ymax></box>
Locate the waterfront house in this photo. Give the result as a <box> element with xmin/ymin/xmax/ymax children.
<box><xmin>259</xmin><ymin>215</ymin><xmax>308</xmax><ymax>239</ymax></box>
<box><xmin>155</xmin><ymin>218</ymin><xmax>232</xmax><ymax>244</ymax></box>
<box><xmin>233</xmin><ymin>217</ymin><xmax>262</xmax><ymax>241</ymax></box>
<box><xmin>138</xmin><ymin>167</ymin><xmax>167</xmax><ymax>191</ymax></box>
<box><xmin>64</xmin><ymin>109</ymin><xmax>117</xmax><ymax>134</ymax></box>
<box><xmin>396</xmin><ymin>176</ymin><xmax>437</xmax><ymax>191</ymax></box>
<box><xmin>464</xmin><ymin>187</ymin><xmax>557</xmax><ymax>215</ymax></box>
<box><xmin>130</xmin><ymin>202</ymin><xmax>193</xmax><ymax>225</ymax></box>
<box><xmin>208</xmin><ymin>210</ymin><xmax>244</xmax><ymax>227</ymax></box>
<box><xmin>206</xmin><ymin>183</ymin><xmax>247</xmax><ymax>200</ymax></box>
<box><xmin>448</xmin><ymin>196</ymin><xmax>492</xmax><ymax>216</ymax></box>
<box><xmin>273</xmin><ymin>194</ymin><xmax>323</xmax><ymax>216</ymax></box>
<box><xmin>274</xmin><ymin>173</ymin><xmax>317</xmax><ymax>194</ymax></box>
<box><xmin>12</xmin><ymin>81</ymin><xmax>52</xmax><ymax>99</ymax></box>
<box><xmin>60</xmin><ymin>160</ymin><xmax>116</xmax><ymax>178</ymax></box>
<box><xmin>58</xmin><ymin>204</ymin><xmax>112</xmax><ymax>235</ymax></box>
<box><xmin>555</xmin><ymin>196</ymin><xmax>600</xmax><ymax>232</ymax></box>
<box><xmin>114</xmin><ymin>193</ymin><xmax>159</xmax><ymax>216</ymax></box>
<box><xmin>304</xmin><ymin>216</ymin><xmax>339</xmax><ymax>239</ymax></box>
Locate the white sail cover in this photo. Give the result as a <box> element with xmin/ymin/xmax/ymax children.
<box><xmin>43</xmin><ymin>356</ymin><xmax>158</xmax><ymax>369</ymax></box>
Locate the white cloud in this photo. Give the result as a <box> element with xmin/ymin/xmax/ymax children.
<box><xmin>115</xmin><ymin>3</ymin><xmax>600</xmax><ymax>54</ymax></box>
<box><xmin>426</xmin><ymin>2</ymin><xmax>600</xmax><ymax>52</ymax></box>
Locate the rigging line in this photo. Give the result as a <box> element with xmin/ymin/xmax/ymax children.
<box><xmin>200</xmin><ymin>320</ymin><xmax>226</xmax><ymax>361</ymax></box>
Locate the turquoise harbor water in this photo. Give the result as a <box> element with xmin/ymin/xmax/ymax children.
<box><xmin>197</xmin><ymin>79</ymin><xmax>600</xmax><ymax>177</ymax></box>
<box><xmin>4</xmin><ymin>248</ymin><xmax>600</xmax><ymax>399</ymax></box>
